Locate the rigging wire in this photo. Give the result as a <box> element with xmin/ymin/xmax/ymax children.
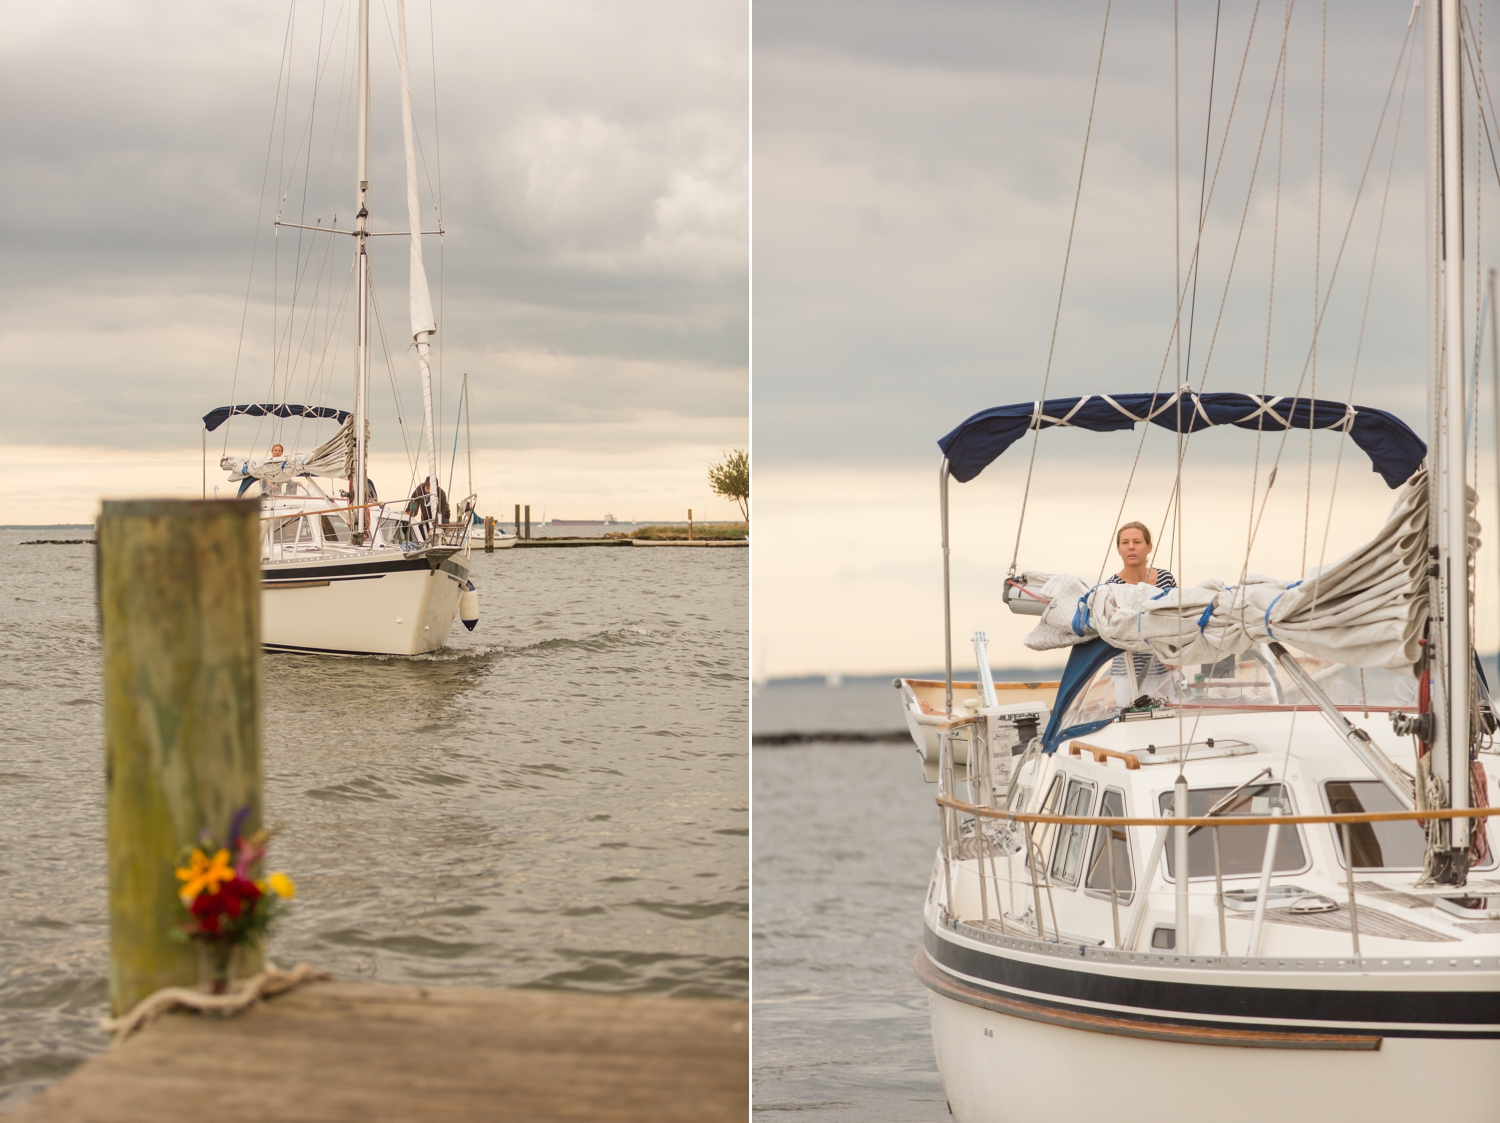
<box><xmin>1302</xmin><ymin>0</ymin><xmax>1328</xmax><ymax>577</ymax></box>
<box><xmin>1248</xmin><ymin>4</ymin><xmax>1290</xmax><ymax>568</ymax></box>
<box><xmin>1310</xmin><ymin>18</ymin><xmax>1419</xmax><ymax>582</ymax></box>
<box><xmin>1173</xmin><ymin>0</ymin><xmax>1225</xmax><ymax>769</ymax></box>
<box><xmin>1159</xmin><ymin>0</ymin><xmax>1294</xmax><ymax>568</ymax></box>
<box><xmin>1008</xmin><ymin>0</ymin><xmax>1112</xmax><ymax>575</ymax></box>
<box><xmin>1303</xmin><ymin>12</ymin><xmax>1417</xmax><ymax>693</ymax></box>
<box><xmin>1181</xmin><ymin>0</ymin><xmax>1225</xmax><ymax>388</ymax></box>
<box><xmin>430</xmin><ymin>0</ymin><xmax>447</xmax><ymax>481</ymax></box>
<box><xmin>1235</xmin><ymin>11</ymin><xmax>1419</xmax><ymax>576</ymax></box>
<box><xmin>226</xmin><ymin>2</ymin><xmax>297</xmax><ymax>459</ymax></box>
<box><xmin>367</xmin><ymin>264</ymin><xmax>421</xmax><ymax>486</ymax></box>
<box><xmin>1094</xmin><ymin>0</ymin><xmax>1267</xmax><ymax>581</ymax></box>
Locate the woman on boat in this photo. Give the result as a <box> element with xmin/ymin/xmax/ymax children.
<box><xmin>1106</xmin><ymin>521</ymin><xmax>1175</xmax><ymax>704</ymax></box>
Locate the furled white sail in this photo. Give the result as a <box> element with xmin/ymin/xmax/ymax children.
<box><xmin>221</xmin><ymin>417</ymin><xmax>369</xmax><ymax>484</ymax></box>
<box><xmin>396</xmin><ymin>0</ymin><xmax>441</xmax><ymax>510</ymax></box>
<box><xmin>1015</xmin><ymin>468</ymin><xmax>1471</xmax><ymax>673</ymax></box>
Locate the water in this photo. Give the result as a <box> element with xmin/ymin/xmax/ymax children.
<box><xmin>752</xmin><ymin>743</ymin><xmax>948</xmax><ymax>1120</ymax></box>
<box><xmin>0</xmin><ymin>530</ymin><xmax>747</xmax><ymax>1112</ymax></box>
<box><xmin>752</xmin><ymin>677</ymin><xmax>911</xmax><ymax>738</ymax></box>
<box><xmin>752</xmin><ymin>669</ymin><xmax>1064</xmax><ymax>739</ymax></box>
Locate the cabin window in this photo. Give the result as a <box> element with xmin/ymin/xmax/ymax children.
<box><xmin>1031</xmin><ymin>774</ymin><xmax>1066</xmax><ymax>868</ymax></box>
<box><xmin>272</xmin><ymin>516</ymin><xmax>310</xmax><ymax>545</ymax></box>
<box><xmin>320</xmin><ymin>515</ymin><xmax>351</xmax><ymax>544</ymax></box>
<box><xmin>1049</xmin><ymin>779</ymin><xmax>1096</xmax><ymax>886</ymax></box>
<box><xmin>1084</xmin><ymin>788</ymin><xmax>1134</xmax><ymax>902</ymax></box>
<box><xmin>1319</xmin><ymin>780</ymin><xmax>1498</xmax><ymax>870</ymax></box>
<box><xmin>1156</xmin><ymin>782</ymin><xmax>1306</xmax><ymax>879</ymax></box>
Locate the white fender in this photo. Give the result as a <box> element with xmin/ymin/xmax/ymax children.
<box><xmin>460</xmin><ymin>580</ymin><xmax>479</xmax><ymax>631</ymax></box>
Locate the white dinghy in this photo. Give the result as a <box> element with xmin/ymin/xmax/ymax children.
<box><xmin>204</xmin><ymin>0</ymin><xmax>477</xmax><ymax>656</ymax></box>
<box><xmin>905</xmin><ymin>4</ymin><xmax>1500</xmax><ymax>1120</ymax></box>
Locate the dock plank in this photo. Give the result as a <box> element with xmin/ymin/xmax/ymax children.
<box><xmin>10</xmin><ymin>983</ymin><xmax>747</xmax><ymax>1122</ymax></box>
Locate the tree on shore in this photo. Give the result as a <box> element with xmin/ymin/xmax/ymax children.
<box><xmin>708</xmin><ymin>450</ymin><xmax>749</xmax><ymax>523</ymax></box>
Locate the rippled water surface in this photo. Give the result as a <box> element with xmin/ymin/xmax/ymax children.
<box><xmin>0</xmin><ymin>530</ymin><xmax>747</xmax><ymax>1111</ymax></box>
<box><xmin>753</xmin><ymin>742</ymin><xmax>946</xmax><ymax>1120</ymax></box>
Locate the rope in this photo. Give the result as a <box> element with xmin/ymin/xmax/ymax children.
<box><xmin>1010</xmin><ymin>0</ymin><xmax>1113</xmax><ymax>574</ymax></box>
<box><xmin>101</xmin><ymin>963</ymin><xmax>329</xmax><ymax>1041</ymax></box>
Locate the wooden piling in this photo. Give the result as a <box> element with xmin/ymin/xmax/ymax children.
<box><xmin>514</xmin><ymin>503</ymin><xmax>521</xmax><ymax>539</ymax></box>
<box><xmin>97</xmin><ymin>498</ymin><xmax>264</xmax><ymax>1016</ymax></box>
<box><xmin>484</xmin><ymin>516</ymin><xmax>495</xmax><ymax>552</ymax></box>
<box><xmin>524</xmin><ymin>504</ymin><xmax>531</xmax><ymax>540</ymax></box>
<box><xmin>688</xmin><ymin>508</ymin><xmax>693</xmax><ymax>541</ymax></box>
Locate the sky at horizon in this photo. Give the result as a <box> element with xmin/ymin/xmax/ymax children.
<box><xmin>1</xmin><ymin>0</ymin><xmax>747</xmax><ymax>525</ymax></box>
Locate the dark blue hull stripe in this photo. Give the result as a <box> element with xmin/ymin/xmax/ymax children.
<box><xmin>263</xmin><ymin>555</ymin><xmax>467</xmax><ymax>580</ymax></box>
<box><xmin>923</xmin><ymin>925</ymin><xmax>1500</xmax><ymax>1037</ymax></box>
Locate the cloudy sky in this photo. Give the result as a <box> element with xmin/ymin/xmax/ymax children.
<box><xmin>1</xmin><ymin>0</ymin><xmax>747</xmax><ymax>525</ymax></box>
<box><xmin>753</xmin><ymin>0</ymin><xmax>1500</xmax><ymax>676</ymax></box>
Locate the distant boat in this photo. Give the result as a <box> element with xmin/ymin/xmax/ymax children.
<box><xmin>549</xmin><ymin>514</ymin><xmax>620</xmax><ymax>526</ymax></box>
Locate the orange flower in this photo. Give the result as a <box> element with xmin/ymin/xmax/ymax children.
<box><xmin>175</xmin><ymin>848</ymin><xmax>234</xmax><ymax>904</ymax></box>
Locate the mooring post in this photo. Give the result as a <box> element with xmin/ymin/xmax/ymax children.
<box><xmin>484</xmin><ymin>515</ymin><xmax>495</xmax><ymax>552</ymax></box>
<box><xmin>688</xmin><ymin>508</ymin><xmax>694</xmax><ymax>541</ymax></box>
<box><xmin>524</xmin><ymin>504</ymin><xmax>531</xmax><ymax>540</ymax></box>
<box><xmin>514</xmin><ymin>503</ymin><xmax>520</xmax><ymax>538</ymax></box>
<box><xmin>97</xmin><ymin>498</ymin><xmax>264</xmax><ymax>1015</ymax></box>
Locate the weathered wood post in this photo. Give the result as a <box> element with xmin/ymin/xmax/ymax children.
<box><xmin>688</xmin><ymin>508</ymin><xmax>694</xmax><ymax>541</ymax></box>
<box><xmin>98</xmin><ymin>499</ymin><xmax>264</xmax><ymax>1015</ymax></box>
<box><xmin>524</xmin><ymin>504</ymin><xmax>531</xmax><ymax>540</ymax></box>
<box><xmin>484</xmin><ymin>515</ymin><xmax>495</xmax><ymax>552</ymax></box>
<box><xmin>514</xmin><ymin>503</ymin><xmax>521</xmax><ymax>539</ymax></box>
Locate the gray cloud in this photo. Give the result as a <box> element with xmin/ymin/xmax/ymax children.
<box><xmin>1</xmin><ymin>0</ymin><xmax>746</xmax><ymax>452</ymax></box>
<box><xmin>754</xmin><ymin>0</ymin><xmax>1435</xmax><ymax>469</ymax></box>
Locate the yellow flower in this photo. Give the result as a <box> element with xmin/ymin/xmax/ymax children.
<box><xmin>175</xmin><ymin>848</ymin><xmax>234</xmax><ymax>904</ymax></box>
<box><xmin>266</xmin><ymin>872</ymin><xmax>296</xmax><ymax>899</ymax></box>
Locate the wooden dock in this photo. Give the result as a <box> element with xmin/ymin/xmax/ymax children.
<box><xmin>10</xmin><ymin>982</ymin><xmax>747</xmax><ymax>1122</ymax></box>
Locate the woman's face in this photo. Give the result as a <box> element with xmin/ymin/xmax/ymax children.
<box><xmin>271</xmin><ymin>444</ymin><xmax>284</xmax><ymax>457</ymax></box>
<box><xmin>1117</xmin><ymin>529</ymin><xmax>1150</xmax><ymax>569</ymax></box>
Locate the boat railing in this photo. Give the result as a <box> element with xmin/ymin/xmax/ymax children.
<box><xmin>930</xmin><ymin>723</ymin><xmax>1500</xmax><ymax>963</ymax></box>
<box><xmin>259</xmin><ymin>498</ymin><xmax>472</xmax><ymax>559</ymax></box>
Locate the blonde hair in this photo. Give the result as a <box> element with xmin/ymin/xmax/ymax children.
<box><xmin>1116</xmin><ymin>521</ymin><xmax>1152</xmax><ymax>548</ymax></box>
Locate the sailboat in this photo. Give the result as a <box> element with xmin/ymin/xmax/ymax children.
<box><xmin>203</xmin><ymin>0</ymin><xmax>477</xmax><ymax>656</ymax></box>
<box><xmin>904</xmin><ymin>4</ymin><xmax>1500</xmax><ymax>1120</ymax></box>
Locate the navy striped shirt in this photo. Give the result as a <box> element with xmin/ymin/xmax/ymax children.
<box><xmin>1105</xmin><ymin>568</ymin><xmax>1176</xmax><ymax>689</ymax></box>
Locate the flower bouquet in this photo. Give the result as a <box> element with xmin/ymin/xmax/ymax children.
<box><xmin>175</xmin><ymin>808</ymin><xmax>295</xmax><ymax>994</ymax></box>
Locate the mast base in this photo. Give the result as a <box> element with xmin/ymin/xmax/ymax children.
<box><xmin>1422</xmin><ymin>847</ymin><xmax>1471</xmax><ymax>887</ymax></box>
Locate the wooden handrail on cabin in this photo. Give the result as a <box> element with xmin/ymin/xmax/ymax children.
<box><xmin>1068</xmin><ymin>741</ymin><xmax>1141</xmax><ymax>770</ymax></box>
<box><xmin>936</xmin><ymin>793</ymin><xmax>1500</xmax><ymax>829</ymax></box>
<box><xmin>260</xmin><ymin>500</ymin><xmax>386</xmax><ymax>522</ymax></box>
<box><xmin>904</xmin><ymin>678</ymin><xmax>1060</xmax><ymax>690</ymax></box>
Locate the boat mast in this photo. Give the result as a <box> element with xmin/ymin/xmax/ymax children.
<box><xmin>1432</xmin><ymin>0</ymin><xmax>1472</xmax><ymax>871</ymax></box>
<box><xmin>396</xmin><ymin>0</ymin><xmax>441</xmax><ymax>520</ymax></box>
<box><xmin>353</xmin><ymin>0</ymin><xmax>371</xmax><ymax>539</ymax></box>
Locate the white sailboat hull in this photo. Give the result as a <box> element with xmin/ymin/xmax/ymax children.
<box><xmin>261</xmin><ymin>551</ymin><xmax>469</xmax><ymax>656</ymax></box>
<box><xmin>927</xmin><ymin>987</ymin><xmax>1500</xmax><ymax>1123</ymax></box>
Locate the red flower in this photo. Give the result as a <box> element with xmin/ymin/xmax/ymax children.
<box><xmin>221</xmin><ymin>876</ymin><xmax>262</xmax><ymax>916</ymax></box>
<box><xmin>190</xmin><ymin>877</ymin><xmax>263</xmax><ymax>937</ymax></box>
